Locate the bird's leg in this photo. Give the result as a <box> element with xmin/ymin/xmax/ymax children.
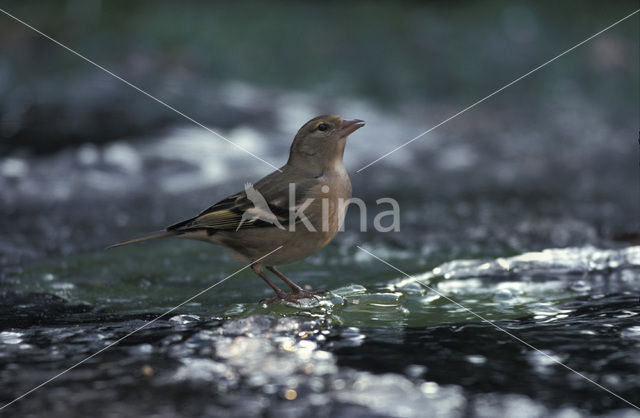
<box><xmin>266</xmin><ymin>266</ymin><xmax>303</xmax><ymax>292</ymax></box>
<box><xmin>256</xmin><ymin>273</ymin><xmax>291</xmax><ymax>305</ymax></box>
<box><xmin>256</xmin><ymin>271</ymin><xmax>286</xmax><ymax>295</ymax></box>
<box><xmin>267</xmin><ymin>266</ymin><xmax>327</xmax><ymax>298</ymax></box>
<box><xmin>253</xmin><ymin>264</ymin><xmax>288</xmax><ymax>303</ymax></box>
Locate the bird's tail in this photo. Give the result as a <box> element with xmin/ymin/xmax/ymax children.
<box><xmin>106</xmin><ymin>230</ymin><xmax>176</xmax><ymax>249</ymax></box>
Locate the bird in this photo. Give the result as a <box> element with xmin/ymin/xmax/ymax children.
<box><xmin>108</xmin><ymin>115</ymin><xmax>364</xmax><ymax>304</ymax></box>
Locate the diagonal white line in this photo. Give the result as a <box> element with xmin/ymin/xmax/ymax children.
<box><xmin>0</xmin><ymin>245</ymin><xmax>283</xmax><ymax>411</ymax></box>
<box><xmin>357</xmin><ymin>8</ymin><xmax>640</xmax><ymax>173</ymax></box>
<box><xmin>0</xmin><ymin>8</ymin><xmax>282</xmax><ymax>173</ymax></box>
<box><xmin>355</xmin><ymin>245</ymin><xmax>640</xmax><ymax>411</ymax></box>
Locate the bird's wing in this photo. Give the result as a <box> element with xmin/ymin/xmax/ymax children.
<box><xmin>167</xmin><ymin>190</ymin><xmax>291</xmax><ymax>232</ymax></box>
<box><xmin>167</xmin><ymin>168</ymin><xmax>321</xmax><ymax>233</ymax></box>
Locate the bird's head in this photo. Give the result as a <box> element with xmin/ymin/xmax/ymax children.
<box><xmin>288</xmin><ymin>114</ymin><xmax>364</xmax><ymax>171</ymax></box>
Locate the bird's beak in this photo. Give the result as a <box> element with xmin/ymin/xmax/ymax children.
<box><xmin>339</xmin><ymin>119</ymin><xmax>365</xmax><ymax>137</ymax></box>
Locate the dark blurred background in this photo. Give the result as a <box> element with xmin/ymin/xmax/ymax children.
<box><xmin>1</xmin><ymin>0</ymin><xmax>637</xmax><ymax>152</ymax></box>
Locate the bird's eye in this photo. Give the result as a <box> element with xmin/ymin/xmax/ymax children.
<box><xmin>317</xmin><ymin>123</ymin><xmax>329</xmax><ymax>132</ymax></box>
